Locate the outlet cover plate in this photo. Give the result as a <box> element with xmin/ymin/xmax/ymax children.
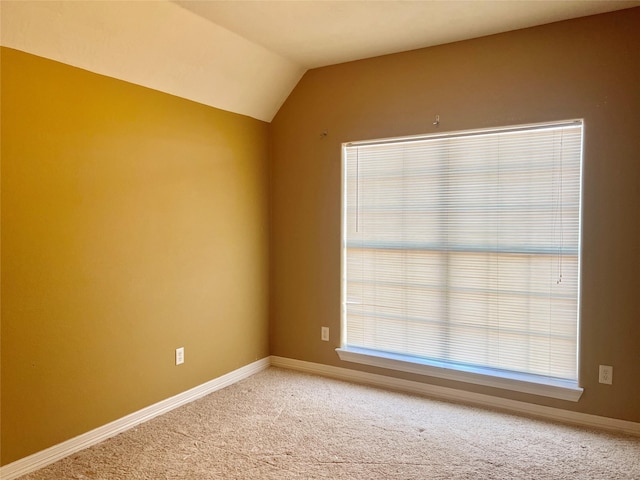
<box><xmin>321</xmin><ymin>327</ymin><xmax>330</xmax><ymax>342</ymax></box>
<box><xmin>599</xmin><ymin>365</ymin><xmax>613</xmax><ymax>385</ymax></box>
<box><xmin>176</xmin><ymin>347</ymin><xmax>185</xmax><ymax>365</ymax></box>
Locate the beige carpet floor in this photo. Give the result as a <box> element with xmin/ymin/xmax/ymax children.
<box><xmin>18</xmin><ymin>367</ymin><xmax>640</xmax><ymax>479</ymax></box>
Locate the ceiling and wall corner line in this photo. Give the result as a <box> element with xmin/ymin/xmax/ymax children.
<box><xmin>1</xmin><ymin>1</ymin><xmax>637</xmax><ymax>121</ymax></box>
<box><xmin>0</xmin><ymin>0</ymin><xmax>306</xmax><ymax>122</ymax></box>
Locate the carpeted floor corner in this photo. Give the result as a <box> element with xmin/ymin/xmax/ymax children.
<box><xmin>18</xmin><ymin>367</ymin><xmax>640</xmax><ymax>479</ymax></box>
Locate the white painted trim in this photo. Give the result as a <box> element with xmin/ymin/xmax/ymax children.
<box><xmin>336</xmin><ymin>347</ymin><xmax>584</xmax><ymax>402</ymax></box>
<box><xmin>0</xmin><ymin>357</ymin><xmax>270</xmax><ymax>480</ymax></box>
<box><xmin>3</xmin><ymin>355</ymin><xmax>637</xmax><ymax>479</ymax></box>
<box><xmin>270</xmin><ymin>355</ymin><xmax>640</xmax><ymax>437</ymax></box>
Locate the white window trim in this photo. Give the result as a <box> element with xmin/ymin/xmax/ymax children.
<box><xmin>339</xmin><ymin>120</ymin><xmax>585</xmax><ymax>403</ymax></box>
<box><xmin>336</xmin><ymin>346</ymin><xmax>583</xmax><ymax>402</ymax></box>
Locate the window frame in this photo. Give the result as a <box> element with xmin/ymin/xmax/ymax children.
<box><xmin>338</xmin><ymin>120</ymin><xmax>584</xmax><ymax>402</ymax></box>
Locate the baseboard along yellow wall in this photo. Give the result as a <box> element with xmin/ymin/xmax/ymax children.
<box><xmin>1</xmin><ymin>47</ymin><xmax>270</xmax><ymax>465</ymax></box>
<box><xmin>2</xmin><ymin>6</ymin><xmax>640</xmax><ymax>468</ymax></box>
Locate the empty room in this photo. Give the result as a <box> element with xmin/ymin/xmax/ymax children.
<box><xmin>1</xmin><ymin>1</ymin><xmax>639</xmax><ymax>478</ymax></box>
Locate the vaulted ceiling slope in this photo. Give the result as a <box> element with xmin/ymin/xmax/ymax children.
<box><xmin>2</xmin><ymin>1</ymin><xmax>638</xmax><ymax>122</ymax></box>
<box><xmin>0</xmin><ymin>0</ymin><xmax>304</xmax><ymax>122</ymax></box>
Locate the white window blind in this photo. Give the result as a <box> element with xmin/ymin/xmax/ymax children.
<box><xmin>342</xmin><ymin>121</ymin><xmax>583</xmax><ymax>389</ymax></box>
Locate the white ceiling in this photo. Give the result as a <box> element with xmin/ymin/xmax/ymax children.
<box><xmin>175</xmin><ymin>0</ymin><xmax>640</xmax><ymax>69</ymax></box>
<box><xmin>2</xmin><ymin>1</ymin><xmax>639</xmax><ymax>122</ymax></box>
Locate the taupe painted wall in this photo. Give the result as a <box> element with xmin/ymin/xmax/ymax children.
<box><xmin>2</xmin><ymin>7</ymin><xmax>639</xmax><ymax>469</ymax></box>
<box><xmin>270</xmin><ymin>8</ymin><xmax>640</xmax><ymax>422</ymax></box>
<box><xmin>1</xmin><ymin>48</ymin><xmax>270</xmax><ymax>464</ymax></box>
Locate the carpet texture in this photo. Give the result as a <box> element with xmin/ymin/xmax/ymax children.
<box><xmin>18</xmin><ymin>367</ymin><xmax>640</xmax><ymax>479</ymax></box>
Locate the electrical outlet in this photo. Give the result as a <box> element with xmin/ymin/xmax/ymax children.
<box><xmin>321</xmin><ymin>327</ymin><xmax>330</xmax><ymax>342</ymax></box>
<box><xmin>176</xmin><ymin>347</ymin><xmax>185</xmax><ymax>366</ymax></box>
<box><xmin>599</xmin><ymin>365</ymin><xmax>613</xmax><ymax>385</ymax></box>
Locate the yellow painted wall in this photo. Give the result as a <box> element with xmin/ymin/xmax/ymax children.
<box><xmin>270</xmin><ymin>9</ymin><xmax>640</xmax><ymax>422</ymax></box>
<box><xmin>2</xmin><ymin>6</ymin><xmax>640</xmax><ymax>469</ymax></box>
<box><xmin>1</xmin><ymin>47</ymin><xmax>270</xmax><ymax>464</ymax></box>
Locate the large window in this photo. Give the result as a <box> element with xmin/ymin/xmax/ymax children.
<box><xmin>339</xmin><ymin>121</ymin><xmax>583</xmax><ymax>401</ymax></box>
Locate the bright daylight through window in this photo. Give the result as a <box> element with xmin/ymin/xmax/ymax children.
<box><xmin>339</xmin><ymin>121</ymin><xmax>584</xmax><ymax>401</ymax></box>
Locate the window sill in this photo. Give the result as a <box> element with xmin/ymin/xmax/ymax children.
<box><xmin>336</xmin><ymin>347</ymin><xmax>583</xmax><ymax>402</ymax></box>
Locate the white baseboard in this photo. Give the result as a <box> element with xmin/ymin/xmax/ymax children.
<box><xmin>0</xmin><ymin>357</ymin><xmax>270</xmax><ymax>480</ymax></box>
<box><xmin>4</xmin><ymin>355</ymin><xmax>638</xmax><ymax>480</ymax></box>
<box><xmin>270</xmin><ymin>355</ymin><xmax>640</xmax><ymax>437</ymax></box>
